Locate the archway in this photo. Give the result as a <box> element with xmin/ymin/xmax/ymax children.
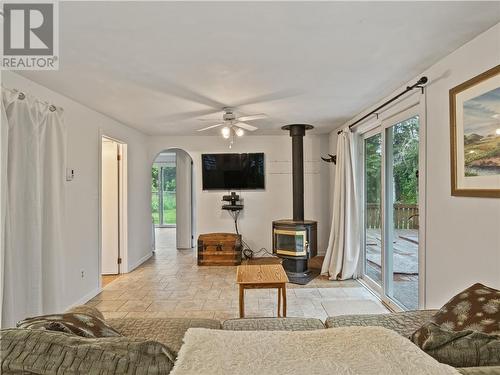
<box><xmin>151</xmin><ymin>148</ymin><xmax>194</xmax><ymax>251</ymax></box>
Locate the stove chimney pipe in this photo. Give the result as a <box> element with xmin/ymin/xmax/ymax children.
<box><xmin>282</xmin><ymin>124</ymin><xmax>314</xmax><ymax>222</ymax></box>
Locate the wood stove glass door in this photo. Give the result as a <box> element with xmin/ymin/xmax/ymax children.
<box><xmin>274</xmin><ymin>230</ymin><xmax>307</xmax><ymax>256</ymax></box>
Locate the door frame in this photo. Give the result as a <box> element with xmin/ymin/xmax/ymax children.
<box><xmin>359</xmin><ymin>97</ymin><xmax>426</xmax><ymax>311</ymax></box>
<box><xmin>359</xmin><ymin>125</ymin><xmax>384</xmax><ymax>299</ymax></box>
<box><xmin>151</xmin><ymin>148</ymin><xmax>195</xmax><ymax>249</ymax></box>
<box><xmin>98</xmin><ymin>132</ymin><xmax>128</xmax><ymax>287</ymax></box>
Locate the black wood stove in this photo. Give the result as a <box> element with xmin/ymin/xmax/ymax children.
<box><xmin>273</xmin><ymin>124</ymin><xmax>317</xmax><ymax>276</ymax></box>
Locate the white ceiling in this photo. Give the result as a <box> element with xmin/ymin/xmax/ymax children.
<box><xmin>18</xmin><ymin>2</ymin><xmax>500</xmax><ymax>135</ymax></box>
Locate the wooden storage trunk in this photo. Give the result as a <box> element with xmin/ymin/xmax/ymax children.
<box><xmin>197</xmin><ymin>233</ymin><xmax>242</xmax><ymax>266</ymax></box>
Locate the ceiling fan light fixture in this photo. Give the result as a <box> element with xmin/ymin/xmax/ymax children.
<box><xmin>221</xmin><ymin>126</ymin><xmax>231</xmax><ymax>139</ymax></box>
<box><xmin>235</xmin><ymin>128</ymin><xmax>244</xmax><ymax>137</ymax></box>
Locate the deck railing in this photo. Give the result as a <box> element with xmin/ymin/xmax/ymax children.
<box><xmin>366</xmin><ymin>203</ymin><xmax>419</xmax><ymax>229</ymax></box>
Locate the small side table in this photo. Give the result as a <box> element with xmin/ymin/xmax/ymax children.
<box><xmin>236</xmin><ymin>264</ymin><xmax>289</xmax><ymax>318</ymax></box>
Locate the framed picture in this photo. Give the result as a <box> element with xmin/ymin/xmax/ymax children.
<box><xmin>450</xmin><ymin>65</ymin><xmax>500</xmax><ymax>197</ymax></box>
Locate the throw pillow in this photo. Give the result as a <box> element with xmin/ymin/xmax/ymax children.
<box><xmin>17</xmin><ymin>312</ymin><xmax>121</xmax><ymax>338</ymax></box>
<box><xmin>411</xmin><ymin>283</ymin><xmax>500</xmax><ymax>367</ymax></box>
<box><xmin>0</xmin><ymin>328</ymin><xmax>175</xmax><ymax>375</ymax></box>
<box><xmin>412</xmin><ymin>322</ymin><xmax>500</xmax><ymax>367</ymax></box>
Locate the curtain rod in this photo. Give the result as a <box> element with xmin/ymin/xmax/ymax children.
<box><xmin>2</xmin><ymin>85</ymin><xmax>59</xmax><ymax>112</ymax></box>
<box><xmin>337</xmin><ymin>76</ymin><xmax>428</xmax><ymax>135</ymax></box>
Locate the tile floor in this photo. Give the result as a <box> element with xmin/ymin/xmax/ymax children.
<box><xmin>87</xmin><ymin>228</ymin><xmax>389</xmax><ymax>321</ymax></box>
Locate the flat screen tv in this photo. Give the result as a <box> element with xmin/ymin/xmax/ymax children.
<box><xmin>202</xmin><ymin>153</ymin><xmax>265</xmax><ymax>190</ymax></box>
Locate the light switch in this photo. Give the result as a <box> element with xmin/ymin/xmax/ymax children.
<box><xmin>66</xmin><ymin>168</ymin><xmax>74</xmax><ymax>181</ymax></box>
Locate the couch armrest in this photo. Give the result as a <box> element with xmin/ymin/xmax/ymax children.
<box><xmin>107</xmin><ymin>317</ymin><xmax>221</xmax><ymax>355</ymax></box>
<box><xmin>325</xmin><ymin>310</ymin><xmax>438</xmax><ymax>338</ymax></box>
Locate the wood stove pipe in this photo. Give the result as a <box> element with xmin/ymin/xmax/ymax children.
<box><xmin>281</xmin><ymin>124</ymin><xmax>314</xmax><ymax>222</ymax></box>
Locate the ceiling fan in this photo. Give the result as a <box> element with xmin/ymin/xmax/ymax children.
<box><xmin>197</xmin><ymin>108</ymin><xmax>267</xmax><ymax>147</ymax></box>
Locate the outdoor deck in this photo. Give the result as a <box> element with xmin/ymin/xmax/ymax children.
<box><xmin>366</xmin><ymin>229</ymin><xmax>418</xmax><ymax>310</ymax></box>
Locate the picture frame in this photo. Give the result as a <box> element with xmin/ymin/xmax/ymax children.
<box><xmin>450</xmin><ymin>64</ymin><xmax>500</xmax><ymax>197</ymax></box>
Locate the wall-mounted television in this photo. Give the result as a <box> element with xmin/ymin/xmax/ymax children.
<box><xmin>202</xmin><ymin>153</ymin><xmax>265</xmax><ymax>190</ymax></box>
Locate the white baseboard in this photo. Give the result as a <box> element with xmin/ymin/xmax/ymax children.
<box><xmin>64</xmin><ymin>287</ymin><xmax>102</xmax><ymax>311</ymax></box>
<box><xmin>128</xmin><ymin>251</ymin><xmax>153</xmax><ymax>272</ymax></box>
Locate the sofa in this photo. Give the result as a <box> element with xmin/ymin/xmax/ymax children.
<box><xmin>1</xmin><ymin>310</ymin><xmax>499</xmax><ymax>374</ymax></box>
<box><xmin>108</xmin><ymin>312</ymin><xmax>499</xmax><ymax>374</ymax></box>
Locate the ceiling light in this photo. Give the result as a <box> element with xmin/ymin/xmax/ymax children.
<box><xmin>221</xmin><ymin>126</ymin><xmax>231</xmax><ymax>139</ymax></box>
<box><xmin>235</xmin><ymin>128</ymin><xmax>244</xmax><ymax>137</ymax></box>
<box><xmin>496</xmin><ymin>128</ymin><xmax>500</xmax><ymax>135</ymax></box>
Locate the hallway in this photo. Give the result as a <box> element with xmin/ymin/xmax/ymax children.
<box><xmin>154</xmin><ymin>227</ymin><xmax>178</xmax><ymax>251</ymax></box>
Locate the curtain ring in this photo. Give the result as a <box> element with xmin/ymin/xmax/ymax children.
<box><xmin>18</xmin><ymin>92</ymin><xmax>25</xmax><ymax>100</ymax></box>
<box><xmin>49</xmin><ymin>104</ymin><xmax>56</xmax><ymax>112</ymax></box>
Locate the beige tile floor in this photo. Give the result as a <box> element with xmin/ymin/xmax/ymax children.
<box><xmin>87</xmin><ymin>228</ymin><xmax>389</xmax><ymax>321</ymax></box>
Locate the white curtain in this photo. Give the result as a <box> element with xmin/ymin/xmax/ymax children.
<box><xmin>1</xmin><ymin>88</ymin><xmax>66</xmax><ymax>328</ymax></box>
<box><xmin>321</xmin><ymin>129</ymin><xmax>360</xmax><ymax>280</ymax></box>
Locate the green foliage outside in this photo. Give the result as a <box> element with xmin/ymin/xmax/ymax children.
<box><xmin>365</xmin><ymin>135</ymin><xmax>382</xmax><ymax>205</ymax></box>
<box><xmin>365</xmin><ymin>117</ymin><xmax>419</xmax><ymax>205</ymax></box>
<box><xmin>391</xmin><ymin>117</ymin><xmax>419</xmax><ymax>204</ymax></box>
<box><xmin>152</xmin><ymin>165</ymin><xmax>176</xmax><ymax>225</ymax></box>
<box><xmin>152</xmin><ymin>192</ymin><xmax>176</xmax><ymax>225</ymax></box>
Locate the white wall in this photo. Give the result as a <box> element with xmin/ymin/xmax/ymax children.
<box><xmin>1</xmin><ymin>72</ymin><xmax>152</xmax><ymax>310</ymax></box>
<box><xmin>330</xmin><ymin>23</ymin><xmax>500</xmax><ymax>308</ymax></box>
<box><xmin>175</xmin><ymin>149</ymin><xmax>193</xmax><ymax>249</ymax></box>
<box><xmin>149</xmin><ymin>135</ymin><xmax>331</xmax><ymax>255</ymax></box>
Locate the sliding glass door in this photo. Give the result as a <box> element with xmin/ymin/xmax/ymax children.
<box><xmin>384</xmin><ymin>116</ymin><xmax>420</xmax><ymax>310</ymax></box>
<box><xmin>363</xmin><ymin>133</ymin><xmax>382</xmax><ymax>288</ymax></box>
<box><xmin>362</xmin><ymin>111</ymin><xmax>422</xmax><ymax>310</ymax></box>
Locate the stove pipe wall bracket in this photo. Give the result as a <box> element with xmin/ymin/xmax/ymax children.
<box><xmin>281</xmin><ymin>124</ymin><xmax>314</xmax><ymax>222</ymax></box>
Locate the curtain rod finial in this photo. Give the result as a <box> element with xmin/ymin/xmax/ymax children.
<box><xmin>418</xmin><ymin>76</ymin><xmax>428</xmax><ymax>85</ymax></box>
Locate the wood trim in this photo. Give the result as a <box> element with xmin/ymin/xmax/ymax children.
<box><xmin>449</xmin><ymin>64</ymin><xmax>500</xmax><ymax>198</ymax></box>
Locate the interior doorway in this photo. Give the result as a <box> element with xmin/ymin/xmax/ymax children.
<box><xmin>101</xmin><ymin>136</ymin><xmax>128</xmax><ymax>284</ymax></box>
<box><xmin>152</xmin><ymin>149</ymin><xmax>194</xmax><ymax>252</ymax></box>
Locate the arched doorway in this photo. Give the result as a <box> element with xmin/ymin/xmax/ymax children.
<box><xmin>152</xmin><ymin>148</ymin><xmax>194</xmax><ymax>251</ymax></box>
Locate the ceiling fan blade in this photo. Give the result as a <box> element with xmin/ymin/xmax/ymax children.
<box><xmin>237</xmin><ymin>114</ymin><xmax>267</xmax><ymax>122</ymax></box>
<box><xmin>105</xmin><ymin>69</ymin><xmax>226</xmax><ymax>123</ymax></box>
<box><xmin>151</xmin><ymin>108</ymin><xmax>222</xmax><ymax>124</ymax></box>
<box><xmin>197</xmin><ymin>123</ymin><xmax>225</xmax><ymax>132</ymax></box>
<box><xmin>234</xmin><ymin>122</ymin><xmax>258</xmax><ymax>131</ymax></box>
<box><xmin>198</xmin><ymin>117</ymin><xmax>222</xmax><ymax>122</ymax></box>
<box><xmin>140</xmin><ymin>73</ymin><xmax>226</xmax><ymax>110</ymax></box>
<box><xmin>232</xmin><ymin>88</ymin><xmax>303</xmax><ymax>107</ymax></box>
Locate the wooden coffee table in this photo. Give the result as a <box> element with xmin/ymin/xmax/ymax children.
<box><xmin>236</xmin><ymin>264</ymin><xmax>289</xmax><ymax>318</ymax></box>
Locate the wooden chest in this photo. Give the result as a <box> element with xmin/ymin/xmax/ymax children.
<box><xmin>197</xmin><ymin>233</ymin><xmax>242</xmax><ymax>266</ymax></box>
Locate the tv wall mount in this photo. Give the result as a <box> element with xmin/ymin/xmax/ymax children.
<box><xmin>222</xmin><ymin>192</ymin><xmax>243</xmax><ymax>234</ymax></box>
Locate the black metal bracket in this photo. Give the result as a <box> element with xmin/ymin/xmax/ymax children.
<box><xmin>321</xmin><ymin>154</ymin><xmax>336</xmax><ymax>164</ymax></box>
<box><xmin>337</xmin><ymin>76</ymin><xmax>428</xmax><ymax>135</ymax></box>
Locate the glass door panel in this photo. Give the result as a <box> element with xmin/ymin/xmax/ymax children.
<box><xmin>152</xmin><ymin>157</ymin><xmax>177</xmax><ymax>227</ymax></box>
<box><xmin>162</xmin><ymin>166</ymin><xmax>177</xmax><ymax>226</ymax></box>
<box><xmin>385</xmin><ymin>116</ymin><xmax>419</xmax><ymax>310</ymax></box>
<box><xmin>151</xmin><ymin>165</ymin><xmax>160</xmax><ymax>225</ymax></box>
<box><xmin>363</xmin><ymin>133</ymin><xmax>382</xmax><ymax>286</ymax></box>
